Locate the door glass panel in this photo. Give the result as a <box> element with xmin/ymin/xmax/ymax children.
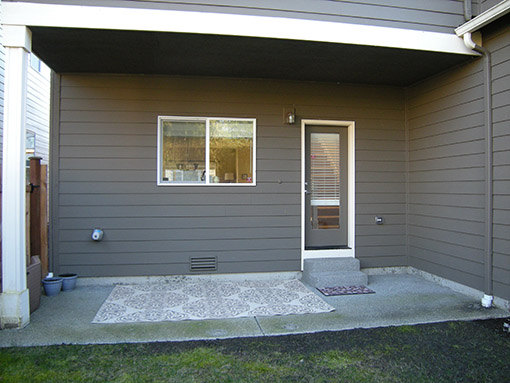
<box><xmin>310</xmin><ymin>133</ymin><xmax>340</xmax><ymax>230</ymax></box>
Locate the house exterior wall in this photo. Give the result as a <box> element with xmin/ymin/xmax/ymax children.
<box><xmin>26</xmin><ymin>56</ymin><xmax>51</xmax><ymax>163</ymax></box>
<box><xmin>53</xmin><ymin>74</ymin><xmax>406</xmax><ymax>276</ymax></box>
<box><xmin>0</xmin><ymin>0</ymin><xmax>4</xmax><ymax>162</ymax></box>
<box><xmin>480</xmin><ymin>0</ymin><xmax>502</xmax><ymax>12</ymax></box>
<box><xmin>6</xmin><ymin>0</ymin><xmax>469</xmax><ymax>34</ymax></box>
<box><xmin>407</xmin><ymin>16</ymin><xmax>510</xmax><ymax>300</ymax></box>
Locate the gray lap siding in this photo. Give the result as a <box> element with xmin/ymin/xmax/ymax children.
<box><xmin>53</xmin><ymin>75</ymin><xmax>406</xmax><ymax>276</ymax></box>
<box><xmin>407</xmin><ymin>16</ymin><xmax>510</xmax><ymax>300</ymax></box>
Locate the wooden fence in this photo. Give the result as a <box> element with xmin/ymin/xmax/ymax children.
<box><xmin>0</xmin><ymin>157</ymin><xmax>49</xmax><ymax>277</ymax></box>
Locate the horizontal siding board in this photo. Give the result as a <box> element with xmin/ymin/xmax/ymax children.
<box><xmin>59</xmin><ymin>193</ymin><xmax>301</xmax><ymax>206</ymax></box>
<box><xmin>359</xmin><ymin>256</ymin><xmax>408</xmax><ymax>268</ymax></box>
<box><xmin>355</xmin><ymin>235</ymin><xmax>406</xmax><ymax>247</ymax></box>
<box><xmin>356</xmin><ymin>161</ymin><xmax>405</xmax><ymax>172</ymax></box>
<box><xmin>408</xmin><ymin>113</ymin><xmax>484</xmax><ymax>144</ymax></box>
<box><xmin>58</xmin><ymin>181</ymin><xmax>299</xmax><ymax>194</ymax></box>
<box><xmin>59</xmin><ymin>205</ymin><xmax>300</xmax><ymax>218</ymax></box>
<box><xmin>409</xmin><ymin>153</ymin><xmax>484</xmax><ymax>172</ymax></box>
<box><xmin>356</xmin><ymin>214</ymin><xmax>405</xmax><ymax>225</ymax></box>
<box><xmin>356</xmin><ymin>172</ymin><xmax>405</xmax><ymax>183</ymax></box>
<box><xmin>409</xmin><ymin>167</ymin><xmax>485</xmax><ymax>183</ymax></box>
<box><xmin>356</xmin><ymin>193</ymin><xmax>405</xmax><ymax>204</ymax></box>
<box><xmin>494</xmin><ymin>224</ymin><xmax>510</xmax><ymax>240</ymax></box>
<box><xmin>60</xmin><ymin>226</ymin><xmax>300</xmax><ymax>242</ymax></box>
<box><xmin>409</xmin><ymin>204</ymin><xmax>483</xmax><ymax>222</ymax></box>
<box><xmin>409</xmin><ymin>140</ymin><xmax>484</xmax><ymax>161</ymax></box>
<box><xmin>59</xmin><ymin>249</ymin><xmax>300</xmax><ymax>265</ymax></box>
<box><xmin>407</xmin><ymin>85</ymin><xmax>483</xmax><ymax>121</ymax></box>
<box><xmin>493</xmin><ymin>253</ymin><xmax>510</xmax><ymax>271</ymax></box>
<box><xmin>355</xmin><ymin>245</ymin><xmax>407</xmax><ymax>257</ymax></box>
<box><xmin>493</xmin><ymin>239</ymin><xmax>510</xmax><ymax>256</ymax></box>
<box><xmin>494</xmin><ymin>181</ymin><xmax>510</xmax><ymax>195</ymax></box>
<box><xmin>58</xmin><ymin>260</ymin><xmax>301</xmax><ymax>277</ymax></box>
<box><xmin>409</xmin><ymin>244</ymin><xmax>484</xmax><ymax>275</ymax></box>
<box><xmin>59</xmin><ymin>238</ymin><xmax>300</xmax><ymax>253</ymax></box>
<box><xmin>494</xmin><ymin>282</ymin><xmax>510</xmax><ymax>302</ymax></box>
<box><xmin>493</xmin><ymin>165</ymin><xmax>510</xmax><ymax>181</ymax></box>
<box><xmin>356</xmin><ymin>224</ymin><xmax>406</xmax><ymax>236</ymax></box>
<box><xmin>408</xmin><ymin>181</ymin><xmax>484</xmax><ymax>195</ymax></box>
<box><xmin>408</xmin><ymin>214</ymin><xmax>484</xmax><ymax>236</ymax></box>
<box><xmin>408</xmin><ymin>193</ymin><xmax>485</xmax><ymax>208</ymax></box>
<box><xmin>408</xmin><ymin>225</ymin><xmax>484</xmax><ymax>251</ymax></box>
<box><xmin>59</xmin><ymin>216</ymin><xmax>299</xmax><ymax>230</ymax></box>
<box><xmin>409</xmin><ymin>126</ymin><xmax>484</xmax><ymax>151</ymax></box>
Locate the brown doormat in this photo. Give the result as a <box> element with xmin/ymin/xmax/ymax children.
<box><xmin>317</xmin><ymin>285</ymin><xmax>375</xmax><ymax>296</ymax></box>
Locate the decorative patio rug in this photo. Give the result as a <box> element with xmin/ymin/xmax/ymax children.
<box><xmin>317</xmin><ymin>285</ymin><xmax>375</xmax><ymax>296</ymax></box>
<box><xmin>92</xmin><ymin>279</ymin><xmax>334</xmax><ymax>324</ymax></box>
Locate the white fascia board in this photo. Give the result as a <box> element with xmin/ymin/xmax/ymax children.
<box><xmin>3</xmin><ymin>25</ymin><xmax>32</xmax><ymax>50</ymax></box>
<box><xmin>3</xmin><ymin>2</ymin><xmax>476</xmax><ymax>56</ymax></box>
<box><xmin>455</xmin><ymin>0</ymin><xmax>510</xmax><ymax>36</ymax></box>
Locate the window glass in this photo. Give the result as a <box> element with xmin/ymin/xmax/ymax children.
<box><xmin>158</xmin><ymin>117</ymin><xmax>255</xmax><ymax>185</ymax></box>
<box><xmin>160</xmin><ymin>120</ymin><xmax>206</xmax><ymax>184</ymax></box>
<box><xmin>209</xmin><ymin>119</ymin><xmax>254</xmax><ymax>184</ymax></box>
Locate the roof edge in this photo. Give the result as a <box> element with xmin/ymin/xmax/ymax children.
<box><xmin>3</xmin><ymin>2</ymin><xmax>475</xmax><ymax>56</ymax></box>
<box><xmin>455</xmin><ymin>0</ymin><xmax>510</xmax><ymax>36</ymax></box>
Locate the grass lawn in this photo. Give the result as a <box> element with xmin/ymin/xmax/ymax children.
<box><xmin>0</xmin><ymin>318</ymin><xmax>508</xmax><ymax>382</ymax></box>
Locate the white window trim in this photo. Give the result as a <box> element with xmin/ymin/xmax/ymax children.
<box><xmin>157</xmin><ymin>116</ymin><xmax>256</xmax><ymax>187</ymax></box>
<box><xmin>301</xmin><ymin>120</ymin><xmax>356</xmax><ymax>266</ymax></box>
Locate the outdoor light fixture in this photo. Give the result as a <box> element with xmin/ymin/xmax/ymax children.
<box><xmin>286</xmin><ymin>111</ymin><xmax>295</xmax><ymax>124</ymax></box>
<box><xmin>283</xmin><ymin>106</ymin><xmax>296</xmax><ymax>125</ymax></box>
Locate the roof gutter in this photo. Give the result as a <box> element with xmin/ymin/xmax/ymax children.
<box><xmin>455</xmin><ymin>0</ymin><xmax>510</xmax><ymax>36</ymax></box>
<box><xmin>454</xmin><ymin>1</ymin><xmax>510</xmax><ymax>308</ymax></box>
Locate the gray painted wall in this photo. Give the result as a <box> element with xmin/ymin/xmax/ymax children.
<box><xmin>53</xmin><ymin>75</ymin><xmax>406</xmax><ymax>276</ymax></box>
<box><xmin>407</xmin><ymin>16</ymin><xmax>510</xmax><ymax>301</ymax></box>
<box><xmin>7</xmin><ymin>0</ymin><xmax>468</xmax><ymax>33</ymax></box>
<box><xmin>481</xmin><ymin>0</ymin><xmax>502</xmax><ymax>12</ymax></box>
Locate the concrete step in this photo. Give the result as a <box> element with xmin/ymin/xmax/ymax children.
<box><xmin>302</xmin><ymin>271</ymin><xmax>368</xmax><ymax>288</ymax></box>
<box><xmin>301</xmin><ymin>258</ymin><xmax>368</xmax><ymax>288</ymax></box>
<box><xmin>303</xmin><ymin>257</ymin><xmax>361</xmax><ymax>273</ymax></box>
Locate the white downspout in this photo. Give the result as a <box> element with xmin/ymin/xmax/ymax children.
<box><xmin>462</xmin><ymin>33</ymin><xmax>494</xmax><ymax>309</ymax></box>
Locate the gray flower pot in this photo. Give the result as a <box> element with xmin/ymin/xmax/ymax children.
<box><xmin>59</xmin><ymin>273</ymin><xmax>78</xmax><ymax>291</ymax></box>
<box><xmin>42</xmin><ymin>277</ymin><xmax>63</xmax><ymax>296</ymax></box>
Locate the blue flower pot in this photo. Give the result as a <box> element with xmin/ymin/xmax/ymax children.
<box><xmin>59</xmin><ymin>273</ymin><xmax>78</xmax><ymax>291</ymax></box>
<box><xmin>42</xmin><ymin>277</ymin><xmax>63</xmax><ymax>296</ymax></box>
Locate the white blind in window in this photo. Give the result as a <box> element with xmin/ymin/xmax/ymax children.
<box><xmin>310</xmin><ymin>133</ymin><xmax>340</xmax><ymax>206</ymax></box>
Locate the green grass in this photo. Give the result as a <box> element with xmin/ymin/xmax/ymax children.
<box><xmin>0</xmin><ymin>318</ymin><xmax>508</xmax><ymax>382</ymax></box>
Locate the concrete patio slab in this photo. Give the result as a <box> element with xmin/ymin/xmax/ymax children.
<box><xmin>0</xmin><ymin>274</ymin><xmax>508</xmax><ymax>347</ymax></box>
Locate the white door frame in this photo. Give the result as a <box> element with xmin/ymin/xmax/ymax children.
<box><xmin>301</xmin><ymin>120</ymin><xmax>355</xmax><ymax>267</ymax></box>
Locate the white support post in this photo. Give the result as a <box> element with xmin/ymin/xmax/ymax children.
<box><xmin>0</xmin><ymin>25</ymin><xmax>31</xmax><ymax>329</ymax></box>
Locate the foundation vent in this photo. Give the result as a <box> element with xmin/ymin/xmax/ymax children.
<box><xmin>190</xmin><ymin>256</ymin><xmax>217</xmax><ymax>272</ymax></box>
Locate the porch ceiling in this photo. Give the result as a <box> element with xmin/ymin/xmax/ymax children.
<box><xmin>30</xmin><ymin>27</ymin><xmax>471</xmax><ymax>86</ymax></box>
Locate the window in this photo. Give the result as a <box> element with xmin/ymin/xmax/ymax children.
<box><xmin>26</xmin><ymin>131</ymin><xmax>36</xmax><ymax>165</ymax></box>
<box><xmin>158</xmin><ymin>117</ymin><xmax>256</xmax><ymax>185</ymax></box>
<box><xmin>30</xmin><ymin>53</ymin><xmax>41</xmax><ymax>72</ymax></box>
